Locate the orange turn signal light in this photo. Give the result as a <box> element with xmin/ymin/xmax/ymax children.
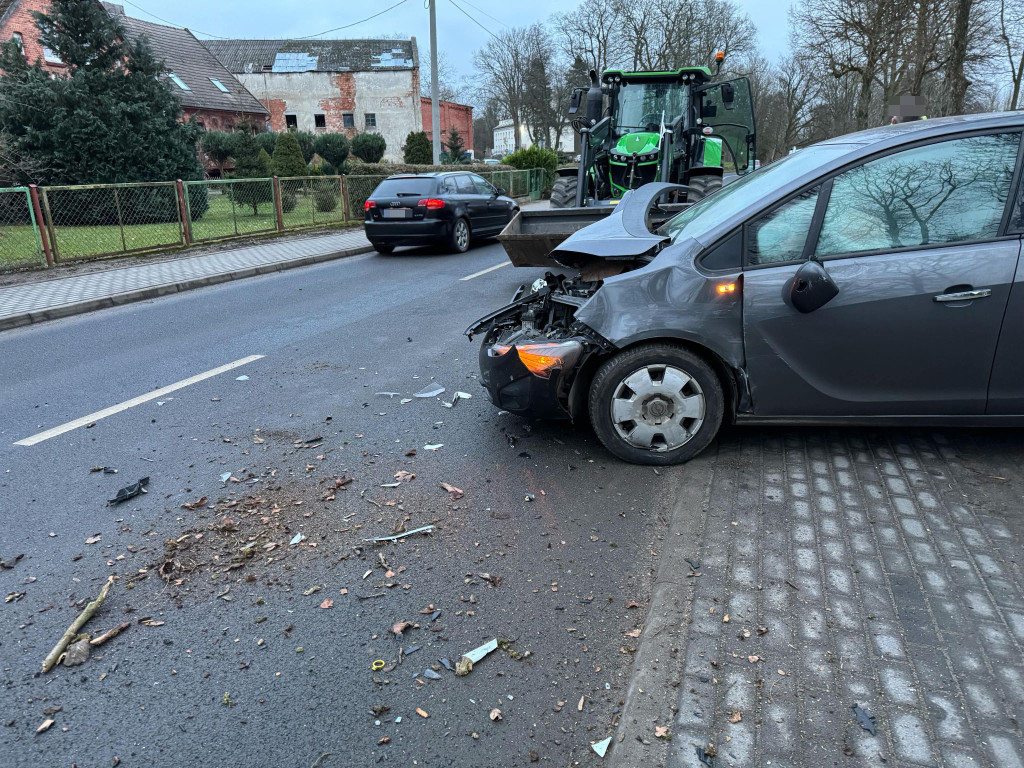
<box><xmin>490</xmin><ymin>341</ymin><xmax>583</xmax><ymax>379</ymax></box>
<box><xmin>715</xmin><ymin>50</ymin><xmax>725</xmax><ymax>61</ymax></box>
<box><xmin>716</xmin><ymin>282</ymin><xmax>736</xmax><ymax>294</ymax></box>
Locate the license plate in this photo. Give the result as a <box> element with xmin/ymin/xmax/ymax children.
<box><xmin>382</xmin><ymin>209</ymin><xmax>410</xmax><ymax>219</ymax></box>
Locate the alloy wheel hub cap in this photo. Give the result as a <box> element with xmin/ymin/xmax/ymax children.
<box><xmin>610</xmin><ymin>364</ymin><xmax>705</xmax><ymax>451</ymax></box>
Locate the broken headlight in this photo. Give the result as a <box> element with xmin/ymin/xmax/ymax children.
<box><xmin>489</xmin><ymin>340</ymin><xmax>583</xmax><ymax>379</ymax></box>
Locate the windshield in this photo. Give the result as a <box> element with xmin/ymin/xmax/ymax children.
<box><xmin>658</xmin><ymin>144</ymin><xmax>856</xmax><ymax>243</ymax></box>
<box><xmin>615</xmin><ymin>81</ymin><xmax>688</xmax><ymax>134</ymax></box>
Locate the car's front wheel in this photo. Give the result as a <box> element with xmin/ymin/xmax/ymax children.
<box><xmin>588</xmin><ymin>343</ymin><xmax>723</xmax><ymax>465</ymax></box>
<box><xmin>448</xmin><ymin>217</ymin><xmax>470</xmax><ymax>253</ymax></box>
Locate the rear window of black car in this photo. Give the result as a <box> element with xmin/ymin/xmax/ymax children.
<box><xmin>372</xmin><ymin>178</ymin><xmax>437</xmax><ymax>197</ymax></box>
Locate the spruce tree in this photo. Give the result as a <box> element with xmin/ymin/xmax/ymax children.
<box><xmin>402</xmin><ymin>131</ymin><xmax>432</xmax><ymax>164</ymax></box>
<box><xmin>231</xmin><ymin>131</ymin><xmax>273</xmax><ymax>214</ymax></box>
<box><xmin>271</xmin><ymin>131</ymin><xmax>308</xmax><ymax>178</ymax></box>
<box><xmin>0</xmin><ymin>0</ymin><xmax>203</xmax><ymax>187</ymax></box>
<box><xmin>443</xmin><ymin>126</ymin><xmax>466</xmax><ymax>164</ymax></box>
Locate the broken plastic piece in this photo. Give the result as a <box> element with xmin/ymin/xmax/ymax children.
<box><xmin>441</xmin><ymin>391</ymin><xmax>473</xmax><ymax>408</ymax></box>
<box><xmin>414</xmin><ymin>384</ymin><xmax>445</xmax><ymax>398</ymax></box>
<box><xmin>235</xmin><ymin>375</ymin><xmax>249</xmax><ymax>381</ymax></box>
<box><xmin>591</xmin><ymin>737</ymin><xmax>612</xmax><ymax>757</ymax></box>
<box><xmin>290</xmin><ymin>533</ymin><xmax>306</xmax><ymax>545</ymax></box>
<box><xmin>423</xmin><ymin>444</ymin><xmax>443</xmax><ymax>451</ymax></box>
<box><xmin>405</xmin><ymin>645</ymin><xmax>421</xmax><ymax>655</ymax></box>
<box><xmin>456</xmin><ymin>638</ymin><xmax>498</xmax><ymax>675</ymax></box>
<box><xmin>220</xmin><ymin>472</ymin><xmax>232</xmax><ymax>482</ymax></box>
<box><xmin>852</xmin><ymin>703</ymin><xmax>876</xmax><ymax>736</ymax></box>
<box><xmin>423</xmin><ymin>669</ymin><xmax>441</xmax><ymax>680</ymax></box>
<box><xmin>400</xmin><ymin>398</ymin><xmax>412</xmax><ymax>404</ymax></box>
<box><xmin>440</xmin><ymin>657</ymin><xmax>453</xmax><ymax>671</ymax></box>
<box><xmin>363</xmin><ymin>525</ymin><xmax>435</xmax><ymax>543</ymax></box>
<box><xmin>375</xmin><ymin>392</ymin><xmax>400</xmax><ymax>398</ymax></box>
<box><xmin>107</xmin><ymin>477</ymin><xmax>149</xmax><ymax>506</ymax></box>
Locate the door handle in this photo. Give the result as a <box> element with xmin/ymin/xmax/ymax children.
<box><xmin>934</xmin><ymin>288</ymin><xmax>992</xmax><ymax>303</ymax></box>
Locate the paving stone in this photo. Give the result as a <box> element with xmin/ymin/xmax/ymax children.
<box><xmin>672</xmin><ymin>429</ymin><xmax>1024</xmax><ymax>767</ymax></box>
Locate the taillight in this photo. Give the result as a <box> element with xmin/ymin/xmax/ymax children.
<box><xmin>417</xmin><ymin>198</ymin><xmax>445</xmax><ymax>209</ymax></box>
<box><xmin>364</xmin><ymin>200</ymin><xmax>376</xmax><ymax>211</ymax></box>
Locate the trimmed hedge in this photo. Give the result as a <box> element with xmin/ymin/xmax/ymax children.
<box><xmin>346</xmin><ymin>163</ymin><xmax>513</xmax><ymax>176</ymax></box>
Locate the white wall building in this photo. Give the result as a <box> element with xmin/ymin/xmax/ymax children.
<box><xmin>493</xmin><ymin>119</ymin><xmax>576</xmax><ymax>156</ymax></box>
<box><xmin>205</xmin><ymin>39</ymin><xmax>422</xmax><ymax>162</ymax></box>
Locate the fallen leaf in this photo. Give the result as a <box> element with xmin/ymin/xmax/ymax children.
<box><xmin>655</xmin><ymin>725</ymin><xmax>670</xmax><ymax>739</ymax></box>
<box><xmin>626</xmin><ymin>628</ymin><xmax>642</xmax><ymax>638</ymax></box>
<box><xmin>626</xmin><ymin>600</ymin><xmax>641</xmax><ymax>609</ymax></box>
<box><xmin>416</xmin><ymin>708</ymin><xmax>429</xmax><ymax>718</ymax></box>
<box><xmin>85</xmin><ymin>535</ymin><xmax>101</xmax><ymax>545</ymax></box>
<box><xmin>394</xmin><ymin>470</ymin><xmax>415</xmax><ymax>483</ymax></box>
<box><xmin>577</xmin><ymin>695</ymin><xmax>585</xmax><ymax>711</ymax></box>
<box><xmin>36</xmin><ymin>718</ymin><xmax>54</xmax><ymax>733</ymax></box>
<box><xmin>489</xmin><ymin>708</ymin><xmax>503</xmax><ymax>721</ymax></box>
<box><xmin>748</xmin><ymin>655</ymin><xmax>761</xmax><ymax>663</ymax></box>
<box><xmin>392</xmin><ymin>620</ymin><xmax>414</xmax><ymax>637</ymax></box>
<box><xmin>723</xmin><ymin>614</ymin><xmax>730</xmax><ymax>623</ymax></box>
<box><xmin>320</xmin><ymin>599</ymin><xmax>334</xmax><ymax>609</ymax></box>
<box><xmin>729</xmin><ymin>710</ymin><xmax>742</xmax><ymax>723</ymax></box>
<box><xmin>440</xmin><ymin>482</ymin><xmax>464</xmax><ymax>500</ymax></box>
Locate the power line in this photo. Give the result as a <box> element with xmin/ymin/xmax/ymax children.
<box><xmin>118</xmin><ymin>0</ymin><xmax>230</xmax><ymax>39</ymax></box>
<box><xmin>299</xmin><ymin>0</ymin><xmax>412</xmax><ymax>38</ymax></box>
<box><xmin>458</xmin><ymin>0</ymin><xmax>510</xmax><ymax>29</ymax></box>
<box><xmin>447</xmin><ymin>0</ymin><xmax>498</xmax><ymax>39</ymax></box>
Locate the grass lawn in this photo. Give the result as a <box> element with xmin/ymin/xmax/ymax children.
<box><xmin>0</xmin><ymin>190</ymin><xmax>358</xmax><ymax>271</ymax></box>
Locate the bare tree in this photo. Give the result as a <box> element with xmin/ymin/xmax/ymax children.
<box><xmin>420</xmin><ymin>51</ymin><xmax>464</xmax><ymax>102</ymax></box>
<box><xmin>1000</xmin><ymin>0</ymin><xmax>1024</xmax><ymax>108</ymax></box>
<box><xmin>473</xmin><ymin>27</ymin><xmax>532</xmax><ymax>150</ymax></box>
<box><xmin>555</xmin><ymin>0</ymin><xmax>623</xmax><ymax>74</ymax></box>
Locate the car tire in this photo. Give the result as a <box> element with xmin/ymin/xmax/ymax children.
<box><xmin>686</xmin><ymin>174</ymin><xmax>723</xmax><ymax>203</ymax></box>
<box><xmin>588</xmin><ymin>343</ymin><xmax>724</xmax><ymax>465</ymax></box>
<box><xmin>448</xmin><ymin>217</ymin><xmax>471</xmax><ymax>253</ymax></box>
<box><xmin>373</xmin><ymin>244</ymin><xmax>394</xmax><ymax>254</ymax></box>
<box><xmin>550</xmin><ymin>176</ymin><xmax>578</xmax><ymax>208</ymax></box>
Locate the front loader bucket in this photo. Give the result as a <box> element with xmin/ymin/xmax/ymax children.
<box><xmin>497</xmin><ymin>207</ymin><xmax>613</xmax><ymax>268</ymax></box>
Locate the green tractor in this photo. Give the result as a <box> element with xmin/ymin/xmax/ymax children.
<box><xmin>551</xmin><ymin>66</ymin><xmax>756</xmax><ymax>209</ymax></box>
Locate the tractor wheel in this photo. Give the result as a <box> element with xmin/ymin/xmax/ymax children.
<box><xmin>550</xmin><ymin>176</ymin><xmax>578</xmax><ymax>208</ymax></box>
<box><xmin>686</xmin><ymin>174</ymin><xmax>723</xmax><ymax>203</ymax></box>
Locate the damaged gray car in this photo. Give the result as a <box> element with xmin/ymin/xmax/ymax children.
<box><xmin>468</xmin><ymin>113</ymin><xmax>1024</xmax><ymax>464</ymax></box>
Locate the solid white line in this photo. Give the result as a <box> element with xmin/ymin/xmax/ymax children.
<box><xmin>459</xmin><ymin>261</ymin><xmax>511</xmax><ymax>281</ymax></box>
<box><xmin>14</xmin><ymin>355</ymin><xmax>265</xmax><ymax>447</ymax></box>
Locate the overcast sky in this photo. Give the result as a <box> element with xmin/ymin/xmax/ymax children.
<box><xmin>119</xmin><ymin>0</ymin><xmax>792</xmax><ymax>80</ymax></box>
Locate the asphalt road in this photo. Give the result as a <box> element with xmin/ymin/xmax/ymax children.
<box><xmin>0</xmin><ymin>241</ymin><xmax>694</xmax><ymax>767</ymax></box>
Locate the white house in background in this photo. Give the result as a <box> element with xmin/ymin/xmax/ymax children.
<box><xmin>493</xmin><ymin>120</ymin><xmax>576</xmax><ymax>156</ymax></box>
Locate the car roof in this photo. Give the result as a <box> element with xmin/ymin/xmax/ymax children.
<box><xmin>384</xmin><ymin>172</ymin><xmax>469</xmax><ymax>179</ymax></box>
<box><xmin>819</xmin><ymin>111</ymin><xmax>1024</xmax><ymax>149</ymax></box>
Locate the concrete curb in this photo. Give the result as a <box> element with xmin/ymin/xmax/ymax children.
<box><xmin>0</xmin><ymin>244</ymin><xmax>373</xmax><ymax>332</ymax></box>
<box><xmin>610</xmin><ymin>453</ymin><xmax>716</xmax><ymax>766</ymax></box>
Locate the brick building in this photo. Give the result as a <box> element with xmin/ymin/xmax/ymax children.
<box><xmin>420</xmin><ymin>97</ymin><xmax>474</xmax><ymax>155</ymax></box>
<box><xmin>0</xmin><ymin>1</ymin><xmax>269</xmax><ymax>135</ymax></box>
<box><xmin>204</xmin><ymin>39</ymin><xmax>421</xmax><ymax>162</ymax></box>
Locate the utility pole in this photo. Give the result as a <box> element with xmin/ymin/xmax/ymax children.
<box><xmin>428</xmin><ymin>0</ymin><xmax>442</xmax><ymax>164</ymax></box>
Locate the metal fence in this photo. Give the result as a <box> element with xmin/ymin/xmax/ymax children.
<box><xmin>0</xmin><ymin>168</ymin><xmax>549</xmax><ymax>272</ymax></box>
<box><xmin>0</xmin><ymin>187</ymin><xmax>45</xmax><ymax>270</ymax></box>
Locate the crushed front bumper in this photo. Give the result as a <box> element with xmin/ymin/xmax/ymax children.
<box><xmin>477</xmin><ymin>339</ymin><xmax>575</xmax><ymax>419</ymax></box>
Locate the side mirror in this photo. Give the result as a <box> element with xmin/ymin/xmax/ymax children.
<box><xmin>495</xmin><ymin>187</ymin><xmax>506</xmax><ymax>197</ymax></box>
<box><xmin>721</xmin><ymin>82</ymin><xmax>735</xmax><ymax>109</ymax></box>
<box><xmin>788</xmin><ymin>260</ymin><xmax>839</xmax><ymax>313</ymax></box>
<box><xmin>568</xmin><ymin>88</ymin><xmax>584</xmax><ymax>115</ymax></box>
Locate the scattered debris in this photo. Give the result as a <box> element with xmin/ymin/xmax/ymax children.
<box><xmin>392</xmin><ymin>621</ymin><xmax>414</xmax><ymax>637</ymax></box>
<box><xmin>578</xmin><ymin>696</ymin><xmax>585</xmax><ymax>711</ymax></box>
<box><xmin>42</xmin><ymin>575</ymin><xmax>114</xmax><ymax>673</ymax></box>
<box><xmin>36</xmin><ymin>718</ymin><xmax>55</xmax><ymax>734</ymax></box>
<box><xmin>440</xmin><ymin>658</ymin><xmax>453</xmax><ymax>671</ymax></box>
<box><xmin>440</xmin><ymin>482</ymin><xmax>464</xmax><ymax>500</ymax></box>
<box><xmin>89</xmin><ymin>466</ymin><xmax>118</xmax><ymax>474</ymax></box>
<box><xmin>414</xmin><ymin>383</ymin><xmax>445</xmax><ymax>398</ymax></box>
<box><xmin>423</xmin><ymin>444</ymin><xmax>443</xmax><ymax>451</ymax></box>
<box><xmin>375</xmin><ymin>392</ymin><xmax>401</xmax><ymax>398</ymax></box>
<box><xmin>489</xmin><ymin>708</ymin><xmax>503</xmax><ymax>721</ymax></box>
<box><xmin>852</xmin><ymin>704</ymin><xmax>876</xmax><ymax>736</ymax></box>
<box><xmin>441</xmin><ymin>391</ymin><xmax>472</xmax><ymax>408</ymax></box>
<box><xmin>478</xmin><ymin>572</ymin><xmax>500</xmax><ymax>587</ymax></box>
<box><xmin>180</xmin><ymin>496</ymin><xmax>207</xmax><ymax>510</ymax></box>
<box><xmin>416</xmin><ymin>708</ymin><xmax>429</xmax><ymax>718</ymax></box>
<box><xmin>235</xmin><ymin>375</ymin><xmax>249</xmax><ymax>381</ymax></box>
<box><xmin>220</xmin><ymin>472</ymin><xmax>232</xmax><ymax>482</ymax></box>
<box><xmin>106</xmin><ymin>477</ymin><xmax>149</xmax><ymax>506</ymax></box>
<box><xmin>455</xmin><ymin>637</ymin><xmax>498</xmax><ymax>676</ymax></box>
<box><xmin>591</xmin><ymin>736</ymin><xmax>612</xmax><ymax>757</ymax></box>
<box><xmin>696</xmin><ymin>744</ymin><xmax>716</xmax><ymax>766</ymax></box>
<box><xmin>320</xmin><ymin>599</ymin><xmax>334</xmax><ymax>609</ymax></box>
<box><xmin>62</xmin><ymin>638</ymin><xmax>91</xmax><ymax>667</ymax></box>
<box><xmin>0</xmin><ymin>553</ymin><xmax>24</xmax><ymax>569</ymax></box>
<box><xmin>90</xmin><ymin>621</ymin><xmax>130</xmax><ymax>647</ymax></box>
<box><xmin>423</xmin><ymin>669</ymin><xmax>442</xmax><ymax>680</ymax></box>
<box><xmin>85</xmin><ymin>535</ymin><xmax>101</xmax><ymax>545</ymax></box>
<box><xmin>729</xmin><ymin>710</ymin><xmax>742</xmax><ymax>723</ymax></box>
<box><xmin>394</xmin><ymin>470</ymin><xmax>415</xmax><ymax>483</ymax></box>
<box><xmin>655</xmin><ymin>725</ymin><xmax>671</xmax><ymax>739</ymax></box>
<box><xmin>364</xmin><ymin>525</ymin><xmax>434</xmax><ymax>544</ymax></box>
<box><xmin>524</xmin><ymin>493</ymin><xmax>535</xmax><ymax>502</ymax></box>
<box><xmin>290</xmin><ymin>533</ymin><xmax>306</xmax><ymax>545</ymax></box>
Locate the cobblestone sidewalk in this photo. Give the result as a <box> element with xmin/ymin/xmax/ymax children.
<box><xmin>0</xmin><ymin>229</ymin><xmax>370</xmax><ymax>329</ymax></box>
<box><xmin>670</xmin><ymin>428</ymin><xmax>1024</xmax><ymax>768</ymax></box>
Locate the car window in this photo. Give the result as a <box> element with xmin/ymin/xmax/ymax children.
<box><xmin>659</xmin><ymin>143</ymin><xmax>854</xmax><ymax>245</ymax></box>
<box><xmin>455</xmin><ymin>175</ymin><xmax>476</xmax><ymax>194</ymax></box>
<box><xmin>815</xmin><ymin>132</ymin><xmax>1020</xmax><ymax>257</ymax></box>
<box><xmin>372</xmin><ymin>178</ymin><xmax>436</xmax><ymax>196</ymax></box>
<box><xmin>438</xmin><ymin>177</ymin><xmax>456</xmax><ymax>194</ymax></box>
<box><xmin>748</xmin><ymin>187</ymin><xmax>819</xmax><ymax>265</ymax></box>
<box><xmin>471</xmin><ymin>174</ymin><xmax>495</xmax><ymax>195</ymax></box>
